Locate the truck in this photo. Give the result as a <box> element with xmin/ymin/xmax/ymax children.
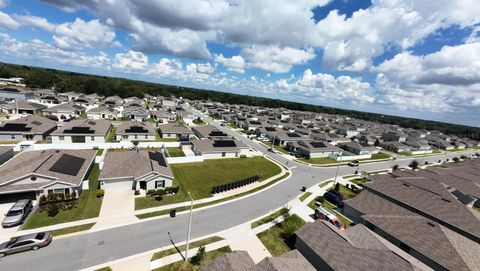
<box><xmin>314</xmin><ymin>206</ymin><xmax>345</xmax><ymax>231</ymax></box>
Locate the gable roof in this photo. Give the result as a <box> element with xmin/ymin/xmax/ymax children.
<box><xmin>0</xmin><ymin>115</ymin><xmax>57</xmax><ymax>134</ymax></box>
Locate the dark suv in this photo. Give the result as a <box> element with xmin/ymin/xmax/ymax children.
<box><xmin>324</xmin><ymin>190</ymin><xmax>345</xmax><ymax>208</ymax></box>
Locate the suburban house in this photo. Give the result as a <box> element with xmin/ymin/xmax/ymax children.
<box><xmin>192</xmin><ymin>125</ymin><xmax>231</xmax><ymax>140</ymax></box>
<box><xmin>121</xmin><ymin>106</ymin><xmax>149</xmax><ymax>121</ymax></box>
<box><xmin>309</xmin><ymin>131</ymin><xmax>350</xmax><ymax>145</ymax></box>
<box><xmin>150</xmin><ymin>110</ymin><xmax>175</xmax><ymax>124</ymax></box>
<box><xmin>338</xmin><ymin>141</ymin><xmax>379</xmax><ymax>156</ymax></box>
<box><xmin>115</xmin><ymin>121</ymin><xmax>156</xmax><ymax>141</ymax></box>
<box><xmin>295</xmin><ymin>220</ymin><xmax>424</xmax><ymax>271</ymax></box>
<box><xmin>72</xmin><ymin>96</ymin><xmax>96</xmax><ymax>109</ymax></box>
<box><xmin>404</xmin><ymin>139</ymin><xmax>433</xmax><ymax>154</ymax></box>
<box><xmin>161</xmin><ymin>98</ymin><xmax>176</xmax><ymax>108</ymax></box>
<box><xmin>0</xmin><ymin>149</ymin><xmax>96</xmax><ymax>201</ymax></box>
<box><xmin>99</xmin><ymin>150</ymin><xmax>173</xmax><ymax>191</ymax></box>
<box><xmin>86</xmin><ymin>106</ymin><xmax>120</xmax><ymax>120</ymax></box>
<box><xmin>272</xmin><ymin>128</ymin><xmax>308</xmax><ymax>146</ymax></box>
<box><xmin>38</xmin><ymin>94</ymin><xmax>67</xmax><ymax>105</ymax></box>
<box><xmin>0</xmin><ymin>146</ymin><xmax>13</xmax><ymax>165</ymax></box>
<box><xmin>42</xmin><ymin>102</ymin><xmax>86</xmax><ymax>121</ymax></box>
<box><xmin>159</xmin><ymin>123</ymin><xmax>193</xmax><ymax>141</ymax></box>
<box><xmin>382</xmin><ymin>130</ymin><xmax>407</xmax><ymax>142</ymax></box>
<box><xmin>0</xmin><ymin>100</ymin><xmax>46</xmax><ymax>115</ymax></box>
<box><xmin>50</xmin><ymin>119</ymin><xmax>112</xmax><ymax>144</ymax></box>
<box><xmin>0</xmin><ymin>115</ymin><xmax>57</xmax><ymax>142</ymax></box>
<box><xmin>203</xmin><ymin>250</ymin><xmax>315</xmax><ymax>271</ymax></box>
<box><xmin>104</xmin><ymin>95</ymin><xmax>124</xmax><ymax>111</ymax></box>
<box><xmin>192</xmin><ymin>139</ymin><xmax>249</xmax><ymax>159</ymax></box>
<box><xmin>0</xmin><ymin>88</ymin><xmax>34</xmax><ymax>101</ymax></box>
<box><xmin>380</xmin><ymin>141</ymin><xmax>412</xmax><ymax>153</ymax></box>
<box><xmin>288</xmin><ymin>140</ymin><xmax>342</xmax><ymax>159</ymax></box>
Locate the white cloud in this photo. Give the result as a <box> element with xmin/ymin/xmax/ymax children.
<box><xmin>0</xmin><ymin>0</ymin><xmax>9</xmax><ymax>8</ymax></box>
<box><xmin>53</xmin><ymin>18</ymin><xmax>116</xmax><ymax>50</ymax></box>
<box><xmin>214</xmin><ymin>54</ymin><xmax>245</xmax><ymax>73</ymax></box>
<box><xmin>113</xmin><ymin>50</ymin><xmax>148</xmax><ymax>72</ymax></box>
<box><xmin>0</xmin><ymin>11</ymin><xmax>19</xmax><ymax>29</ymax></box>
<box><xmin>149</xmin><ymin>58</ymin><xmax>183</xmax><ymax>77</ymax></box>
<box><xmin>14</xmin><ymin>14</ymin><xmax>56</xmax><ymax>31</ymax></box>
<box><xmin>241</xmin><ymin>45</ymin><xmax>316</xmax><ymax>73</ymax></box>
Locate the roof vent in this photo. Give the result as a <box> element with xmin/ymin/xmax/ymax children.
<box><xmin>427</xmin><ymin>222</ymin><xmax>435</xmax><ymax>227</ymax></box>
<box><xmin>441</xmin><ymin>198</ymin><xmax>451</xmax><ymax>203</ymax></box>
<box><xmin>55</xmin><ymin>150</ymin><xmax>60</xmax><ymax>153</ymax></box>
<box><xmin>402</xmin><ymin>183</ymin><xmax>410</xmax><ymax>187</ymax></box>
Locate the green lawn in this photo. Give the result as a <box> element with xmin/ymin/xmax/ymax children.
<box><xmin>307</xmin><ymin>198</ymin><xmax>353</xmax><ymax>229</ymax></box>
<box><xmin>299</xmin><ymin>192</ymin><xmax>312</xmax><ymax>202</ymax></box>
<box><xmin>328</xmin><ymin>185</ymin><xmax>359</xmax><ymax>200</ymax></box>
<box><xmin>257</xmin><ymin>215</ymin><xmax>305</xmax><ymax>256</ymax></box>
<box><xmin>96</xmin><ymin>149</ymin><xmax>104</xmax><ymax>156</ymax></box>
<box><xmin>136</xmin><ymin>171</ymin><xmax>290</xmax><ymax>218</ymax></box>
<box><xmin>50</xmin><ymin>223</ymin><xmax>95</xmax><ymax>237</ymax></box>
<box><xmin>23</xmin><ymin>164</ymin><xmax>103</xmax><ymax>229</ymax></box>
<box><xmin>171</xmin><ymin>157</ymin><xmax>281</xmax><ymax>199</ymax></box>
<box><xmin>95</xmin><ymin>267</ymin><xmax>112</xmax><ymax>271</ymax></box>
<box><xmin>350</xmin><ymin>178</ymin><xmax>368</xmax><ymax>185</ymax></box>
<box><xmin>370</xmin><ymin>152</ymin><xmax>391</xmax><ymax>159</ymax></box>
<box><xmin>273</xmin><ymin>145</ymin><xmax>290</xmax><ymax>155</ymax></box>
<box><xmin>106</xmin><ymin>126</ymin><xmax>117</xmax><ymax>142</ymax></box>
<box><xmin>167</xmin><ymin>147</ymin><xmax>185</xmax><ymax>157</ymax></box>
<box><xmin>319</xmin><ymin>180</ymin><xmax>333</xmax><ymax>188</ymax></box>
<box><xmin>78</xmin><ymin>113</ymin><xmax>88</xmax><ymax>119</ymax></box>
<box><xmin>151</xmin><ymin>236</ymin><xmax>223</xmax><ymax>261</ymax></box>
<box><xmin>300</xmin><ymin>152</ymin><xmax>391</xmax><ymax>165</ymax></box>
<box><xmin>251</xmin><ymin>208</ymin><xmax>289</xmax><ymax>229</ymax></box>
<box><xmin>153</xmin><ymin>246</ymin><xmax>232</xmax><ymax>271</ymax></box>
<box><xmin>227</xmin><ymin>123</ymin><xmax>238</xmax><ymax>129</ymax></box>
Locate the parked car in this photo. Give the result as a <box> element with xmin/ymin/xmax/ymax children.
<box><xmin>315</xmin><ymin>207</ymin><xmax>345</xmax><ymax>231</ymax></box>
<box><xmin>2</xmin><ymin>200</ymin><xmax>33</xmax><ymax>228</ymax></box>
<box><xmin>324</xmin><ymin>190</ymin><xmax>345</xmax><ymax>208</ymax></box>
<box><xmin>268</xmin><ymin>147</ymin><xmax>278</xmax><ymax>153</ymax></box>
<box><xmin>348</xmin><ymin>160</ymin><xmax>360</xmax><ymax>167</ymax></box>
<box><xmin>0</xmin><ymin>232</ymin><xmax>52</xmax><ymax>257</ymax></box>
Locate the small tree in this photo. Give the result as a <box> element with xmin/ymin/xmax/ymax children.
<box><xmin>392</xmin><ymin>164</ymin><xmax>399</xmax><ymax>171</ymax></box>
<box><xmin>39</xmin><ymin>195</ymin><xmax>47</xmax><ymax>206</ymax></box>
<box><xmin>132</xmin><ymin>141</ymin><xmax>139</xmax><ymax>148</ymax></box>
<box><xmin>460</xmin><ymin>155</ymin><xmax>467</xmax><ymax>160</ymax></box>
<box><xmin>409</xmin><ymin>160</ymin><xmax>419</xmax><ymax>170</ymax></box>
<box><xmin>47</xmin><ymin>203</ymin><xmax>59</xmax><ymax>217</ymax></box>
<box><xmin>453</xmin><ymin>157</ymin><xmax>460</xmax><ymax>162</ymax></box>
<box><xmin>190</xmin><ymin>246</ymin><xmax>206</xmax><ymax>265</ymax></box>
<box><xmin>96</xmin><ymin>189</ymin><xmax>105</xmax><ymax>198</ymax></box>
<box><xmin>334</xmin><ymin>182</ymin><xmax>340</xmax><ymax>191</ymax></box>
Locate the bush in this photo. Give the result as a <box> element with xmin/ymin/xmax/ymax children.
<box><xmin>152</xmin><ymin>190</ymin><xmax>166</xmax><ymax>196</ymax></box>
<box><xmin>453</xmin><ymin>157</ymin><xmax>460</xmax><ymax>162</ymax></box>
<box><xmin>70</xmin><ymin>190</ymin><xmax>77</xmax><ymax>200</ymax></box>
<box><xmin>190</xmin><ymin>246</ymin><xmax>206</xmax><ymax>266</ymax></box>
<box><xmin>240</xmin><ymin>154</ymin><xmax>247</xmax><ymax>158</ymax></box>
<box><xmin>39</xmin><ymin>195</ymin><xmax>47</xmax><ymax>206</ymax></box>
<box><xmin>334</xmin><ymin>183</ymin><xmax>340</xmax><ymax>191</ymax></box>
<box><xmin>134</xmin><ymin>190</ymin><xmax>140</xmax><ymax>195</ymax></box>
<box><xmin>409</xmin><ymin>160</ymin><xmax>419</xmax><ymax>170</ymax></box>
<box><xmin>165</xmin><ymin>186</ymin><xmax>180</xmax><ymax>194</ymax></box>
<box><xmin>460</xmin><ymin>155</ymin><xmax>467</xmax><ymax>159</ymax></box>
<box><xmin>47</xmin><ymin>204</ymin><xmax>59</xmax><ymax>217</ymax></box>
<box><xmin>96</xmin><ymin>189</ymin><xmax>105</xmax><ymax>198</ymax></box>
<box><xmin>47</xmin><ymin>193</ymin><xmax>57</xmax><ymax>203</ymax></box>
<box><xmin>392</xmin><ymin>164</ymin><xmax>399</xmax><ymax>171</ymax></box>
<box><xmin>147</xmin><ymin>189</ymin><xmax>155</xmax><ymax>195</ymax></box>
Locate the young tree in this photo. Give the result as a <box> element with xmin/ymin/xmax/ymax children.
<box><xmin>392</xmin><ymin>164</ymin><xmax>399</xmax><ymax>171</ymax></box>
<box><xmin>334</xmin><ymin>182</ymin><xmax>340</xmax><ymax>191</ymax></box>
<box><xmin>409</xmin><ymin>160</ymin><xmax>419</xmax><ymax>170</ymax></box>
<box><xmin>190</xmin><ymin>246</ymin><xmax>206</xmax><ymax>265</ymax></box>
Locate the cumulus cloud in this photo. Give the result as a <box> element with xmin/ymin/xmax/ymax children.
<box><xmin>214</xmin><ymin>54</ymin><xmax>245</xmax><ymax>73</ymax></box>
<box><xmin>241</xmin><ymin>45</ymin><xmax>316</xmax><ymax>73</ymax></box>
<box><xmin>53</xmin><ymin>18</ymin><xmax>117</xmax><ymax>50</ymax></box>
<box><xmin>14</xmin><ymin>14</ymin><xmax>56</xmax><ymax>31</ymax></box>
<box><xmin>0</xmin><ymin>11</ymin><xmax>19</xmax><ymax>29</ymax></box>
<box><xmin>113</xmin><ymin>50</ymin><xmax>148</xmax><ymax>72</ymax></box>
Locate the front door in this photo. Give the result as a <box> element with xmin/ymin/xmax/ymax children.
<box><xmin>139</xmin><ymin>181</ymin><xmax>147</xmax><ymax>190</ymax></box>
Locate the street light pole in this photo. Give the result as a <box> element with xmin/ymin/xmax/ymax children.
<box><xmin>333</xmin><ymin>150</ymin><xmax>343</xmax><ymax>185</ymax></box>
<box><xmin>184</xmin><ymin>192</ymin><xmax>194</xmax><ymax>262</ymax></box>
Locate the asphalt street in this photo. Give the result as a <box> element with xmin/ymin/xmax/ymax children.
<box><xmin>0</xmin><ymin>106</ymin><xmax>476</xmax><ymax>271</ymax></box>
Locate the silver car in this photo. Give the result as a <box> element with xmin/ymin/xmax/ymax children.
<box><xmin>2</xmin><ymin>200</ymin><xmax>33</xmax><ymax>228</ymax></box>
<box><xmin>0</xmin><ymin>232</ymin><xmax>52</xmax><ymax>257</ymax></box>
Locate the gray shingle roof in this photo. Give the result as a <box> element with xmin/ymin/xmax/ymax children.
<box><xmin>0</xmin><ymin>115</ymin><xmax>57</xmax><ymax>135</ymax></box>
<box><xmin>51</xmin><ymin>119</ymin><xmax>112</xmax><ymax>136</ymax></box>
<box><xmin>202</xmin><ymin>251</ymin><xmax>255</xmax><ymax>271</ymax></box>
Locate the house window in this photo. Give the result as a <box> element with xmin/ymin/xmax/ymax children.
<box><xmin>155</xmin><ymin>180</ymin><xmax>165</xmax><ymax>188</ymax></box>
<box><xmin>145</xmin><ymin>135</ymin><xmax>148</xmax><ymax>139</ymax></box>
<box><xmin>54</xmin><ymin>189</ymin><xmax>64</xmax><ymax>194</ymax></box>
<box><xmin>59</xmin><ymin>136</ymin><xmax>64</xmax><ymax>140</ymax></box>
<box><xmin>48</xmin><ymin>189</ymin><xmax>53</xmax><ymax>194</ymax></box>
<box><xmin>10</xmin><ymin>135</ymin><xmax>15</xmax><ymax>140</ymax></box>
<box><xmin>25</xmin><ymin>134</ymin><xmax>34</xmax><ymax>140</ymax></box>
<box><xmin>123</xmin><ymin>135</ymin><xmax>128</xmax><ymax>139</ymax></box>
<box><xmin>134</xmin><ymin>135</ymin><xmax>138</xmax><ymax>139</ymax></box>
<box><xmin>222</xmin><ymin>152</ymin><xmax>226</xmax><ymax>157</ymax></box>
<box><xmin>64</xmin><ymin>188</ymin><xmax>70</xmax><ymax>194</ymax></box>
<box><xmin>91</xmin><ymin>136</ymin><xmax>95</xmax><ymax>141</ymax></box>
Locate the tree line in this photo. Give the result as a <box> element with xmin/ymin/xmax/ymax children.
<box><xmin>1</xmin><ymin>62</ymin><xmax>479</xmax><ymax>140</ymax></box>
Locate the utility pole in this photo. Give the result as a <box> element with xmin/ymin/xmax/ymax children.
<box><xmin>184</xmin><ymin>192</ymin><xmax>194</xmax><ymax>262</ymax></box>
<box><xmin>333</xmin><ymin>150</ymin><xmax>343</xmax><ymax>185</ymax></box>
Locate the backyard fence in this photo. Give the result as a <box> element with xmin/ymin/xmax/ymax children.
<box><xmin>211</xmin><ymin>175</ymin><xmax>259</xmax><ymax>194</ymax></box>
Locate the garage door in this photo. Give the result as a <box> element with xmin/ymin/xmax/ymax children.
<box><xmin>103</xmin><ymin>180</ymin><xmax>133</xmax><ymax>191</ymax></box>
<box><xmin>0</xmin><ymin>192</ymin><xmax>36</xmax><ymax>204</ymax></box>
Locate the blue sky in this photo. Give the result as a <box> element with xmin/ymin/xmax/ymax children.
<box><xmin>0</xmin><ymin>0</ymin><xmax>479</xmax><ymax>127</ymax></box>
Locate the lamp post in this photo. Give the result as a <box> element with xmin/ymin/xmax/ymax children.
<box><xmin>333</xmin><ymin>150</ymin><xmax>343</xmax><ymax>185</ymax></box>
<box><xmin>184</xmin><ymin>192</ymin><xmax>194</xmax><ymax>262</ymax></box>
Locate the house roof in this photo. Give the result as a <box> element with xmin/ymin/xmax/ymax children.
<box><xmin>99</xmin><ymin>150</ymin><xmax>173</xmax><ymax>180</ymax></box>
<box><xmin>192</xmin><ymin>138</ymin><xmax>248</xmax><ymax>153</ymax></box>
<box><xmin>293</xmin><ymin>140</ymin><xmax>341</xmax><ymax>153</ymax></box>
<box><xmin>202</xmin><ymin>251</ymin><xmax>255</xmax><ymax>271</ymax></box>
<box><xmin>122</xmin><ymin>106</ymin><xmax>148</xmax><ymax>115</ymax></box>
<box><xmin>87</xmin><ymin>106</ymin><xmax>119</xmax><ymax>115</ymax></box>
<box><xmin>51</xmin><ymin>119</ymin><xmax>112</xmax><ymax>136</ymax></box>
<box><xmin>0</xmin><ymin>149</ymin><xmax>96</xmax><ymax>193</ymax></box>
<box><xmin>250</xmin><ymin>250</ymin><xmax>316</xmax><ymax>271</ymax></box>
<box><xmin>2</xmin><ymin>100</ymin><xmax>46</xmax><ymax>111</ymax></box>
<box><xmin>192</xmin><ymin>125</ymin><xmax>229</xmax><ymax>139</ymax></box>
<box><xmin>116</xmin><ymin>121</ymin><xmax>156</xmax><ymax>136</ymax></box>
<box><xmin>0</xmin><ymin>115</ymin><xmax>57</xmax><ymax>134</ymax></box>
<box><xmin>295</xmin><ymin>220</ymin><xmax>416</xmax><ymax>271</ymax></box>
<box><xmin>159</xmin><ymin>123</ymin><xmax>192</xmax><ymax>134</ymax></box>
<box><xmin>43</xmin><ymin>102</ymin><xmax>85</xmax><ymax>113</ymax></box>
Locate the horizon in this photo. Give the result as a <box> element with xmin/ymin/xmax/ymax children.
<box><xmin>0</xmin><ymin>1</ymin><xmax>479</xmax><ymax>127</ymax></box>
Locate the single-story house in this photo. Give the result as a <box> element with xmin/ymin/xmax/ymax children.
<box><xmin>0</xmin><ymin>100</ymin><xmax>46</xmax><ymax>115</ymax></box>
<box><xmin>338</xmin><ymin>141</ymin><xmax>379</xmax><ymax>156</ymax></box>
<box><xmin>50</xmin><ymin>119</ymin><xmax>112</xmax><ymax>144</ymax></box>
<box><xmin>150</xmin><ymin>110</ymin><xmax>175</xmax><ymax>124</ymax></box>
<box><xmin>86</xmin><ymin>106</ymin><xmax>120</xmax><ymax>120</ymax></box>
<box><xmin>0</xmin><ymin>115</ymin><xmax>57</xmax><ymax>142</ymax></box>
<box><xmin>0</xmin><ymin>149</ymin><xmax>96</xmax><ymax>201</ymax></box>
<box><xmin>116</xmin><ymin>121</ymin><xmax>156</xmax><ymax>141</ymax></box>
<box><xmin>103</xmin><ymin>95</ymin><xmax>124</xmax><ymax>111</ymax></box>
<box><xmin>382</xmin><ymin>130</ymin><xmax>407</xmax><ymax>142</ymax></box>
<box><xmin>42</xmin><ymin>102</ymin><xmax>86</xmax><ymax>121</ymax></box>
<box><xmin>159</xmin><ymin>123</ymin><xmax>193</xmax><ymax>141</ymax></box>
<box><xmin>99</xmin><ymin>150</ymin><xmax>173</xmax><ymax>192</ymax></box>
<box><xmin>192</xmin><ymin>124</ymin><xmax>230</xmax><ymax>140</ymax></box>
<box><xmin>192</xmin><ymin>139</ymin><xmax>249</xmax><ymax>159</ymax></box>
<box><xmin>122</xmin><ymin>106</ymin><xmax>149</xmax><ymax>121</ymax></box>
<box><xmin>380</xmin><ymin>141</ymin><xmax>412</xmax><ymax>153</ymax></box>
<box><xmin>38</xmin><ymin>94</ymin><xmax>68</xmax><ymax>105</ymax></box>
<box><xmin>288</xmin><ymin>140</ymin><xmax>342</xmax><ymax>159</ymax></box>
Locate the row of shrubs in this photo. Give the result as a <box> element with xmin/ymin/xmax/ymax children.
<box><xmin>146</xmin><ymin>186</ymin><xmax>180</xmax><ymax>196</ymax></box>
<box><xmin>39</xmin><ymin>191</ymin><xmax>77</xmax><ymax>206</ymax></box>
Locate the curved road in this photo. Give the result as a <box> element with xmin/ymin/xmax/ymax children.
<box><xmin>1</xmin><ymin>107</ymin><xmax>475</xmax><ymax>271</ymax></box>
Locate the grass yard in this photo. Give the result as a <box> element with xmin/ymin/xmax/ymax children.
<box><xmin>350</xmin><ymin>178</ymin><xmax>368</xmax><ymax>185</ymax></box>
<box><xmin>23</xmin><ymin>164</ymin><xmax>103</xmax><ymax>229</ymax></box>
<box><xmin>153</xmin><ymin>246</ymin><xmax>232</xmax><ymax>271</ymax></box>
<box><xmin>273</xmin><ymin>145</ymin><xmax>290</xmax><ymax>155</ymax></box>
<box><xmin>95</xmin><ymin>267</ymin><xmax>112</xmax><ymax>271</ymax></box>
<box><xmin>370</xmin><ymin>152</ymin><xmax>391</xmax><ymax>159</ymax></box>
<box><xmin>251</xmin><ymin>208</ymin><xmax>289</xmax><ymax>229</ymax></box>
<box><xmin>319</xmin><ymin>180</ymin><xmax>333</xmax><ymax>188</ymax></box>
<box><xmin>300</xmin><ymin>152</ymin><xmax>391</xmax><ymax>165</ymax></box>
<box><xmin>106</xmin><ymin>126</ymin><xmax>117</xmax><ymax>142</ymax></box>
<box><xmin>50</xmin><ymin>223</ymin><xmax>95</xmax><ymax>237</ymax></box>
<box><xmin>96</xmin><ymin>149</ymin><xmax>104</xmax><ymax>156</ymax></box>
<box><xmin>328</xmin><ymin>184</ymin><xmax>359</xmax><ymax>200</ymax></box>
<box><xmin>171</xmin><ymin>157</ymin><xmax>281</xmax><ymax>199</ymax></box>
<box><xmin>151</xmin><ymin>236</ymin><xmax>223</xmax><ymax>261</ymax></box>
<box><xmin>257</xmin><ymin>214</ymin><xmax>305</xmax><ymax>257</ymax></box>
<box><xmin>299</xmin><ymin>192</ymin><xmax>312</xmax><ymax>202</ymax></box>
<box><xmin>167</xmin><ymin>147</ymin><xmax>185</xmax><ymax>157</ymax></box>
<box><xmin>299</xmin><ymin>157</ymin><xmax>337</xmax><ymax>165</ymax></box>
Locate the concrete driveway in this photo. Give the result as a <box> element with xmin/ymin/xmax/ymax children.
<box><xmin>92</xmin><ymin>189</ymin><xmax>137</xmax><ymax>230</ymax></box>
